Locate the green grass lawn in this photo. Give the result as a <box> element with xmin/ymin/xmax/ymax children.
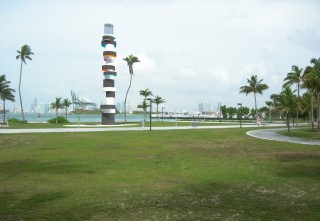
<box><xmin>0</xmin><ymin>128</ymin><xmax>319</xmax><ymax>220</ymax></box>
<box><xmin>279</xmin><ymin>128</ymin><xmax>320</xmax><ymax>140</ymax></box>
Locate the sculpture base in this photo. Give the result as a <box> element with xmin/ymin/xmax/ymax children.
<box><xmin>101</xmin><ymin>113</ymin><xmax>115</xmax><ymax>125</ymax></box>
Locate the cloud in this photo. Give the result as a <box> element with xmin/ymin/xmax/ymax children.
<box><xmin>288</xmin><ymin>28</ymin><xmax>320</xmax><ymax>51</ymax></box>
<box><xmin>134</xmin><ymin>53</ymin><xmax>157</xmax><ymax>73</ymax></box>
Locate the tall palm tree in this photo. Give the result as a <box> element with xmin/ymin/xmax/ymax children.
<box><xmin>0</xmin><ymin>75</ymin><xmax>15</xmax><ymax>123</ymax></box>
<box><xmin>276</xmin><ymin>87</ymin><xmax>297</xmax><ymax>132</ymax></box>
<box><xmin>16</xmin><ymin>44</ymin><xmax>34</xmax><ymax>121</ymax></box>
<box><xmin>299</xmin><ymin>92</ymin><xmax>314</xmax><ymax>129</ymax></box>
<box><xmin>139</xmin><ymin>89</ymin><xmax>153</xmax><ymax>122</ymax></box>
<box><xmin>63</xmin><ymin>99</ymin><xmax>72</xmax><ymax>120</ymax></box>
<box><xmin>239</xmin><ymin>75</ymin><xmax>269</xmax><ymax>122</ymax></box>
<box><xmin>283</xmin><ymin>65</ymin><xmax>303</xmax><ymax>97</ymax></box>
<box><xmin>283</xmin><ymin>65</ymin><xmax>303</xmax><ymax>126</ymax></box>
<box><xmin>302</xmin><ymin>57</ymin><xmax>320</xmax><ymax>128</ymax></box>
<box><xmin>153</xmin><ymin>95</ymin><xmax>166</xmax><ymax>121</ymax></box>
<box><xmin>123</xmin><ymin>55</ymin><xmax>140</xmax><ymax>123</ymax></box>
<box><xmin>51</xmin><ymin>97</ymin><xmax>63</xmax><ymax>123</ymax></box>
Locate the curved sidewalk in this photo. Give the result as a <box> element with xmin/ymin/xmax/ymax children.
<box><xmin>247</xmin><ymin>128</ymin><xmax>320</xmax><ymax>145</ymax></box>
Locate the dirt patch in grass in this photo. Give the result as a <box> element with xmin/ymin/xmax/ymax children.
<box><xmin>274</xmin><ymin>152</ymin><xmax>320</xmax><ymax>161</ymax></box>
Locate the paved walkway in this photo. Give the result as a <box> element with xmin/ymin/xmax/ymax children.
<box><xmin>0</xmin><ymin>124</ymin><xmax>279</xmax><ymax>134</ymax></box>
<box><xmin>1</xmin><ymin>124</ymin><xmax>318</xmax><ymax>145</ymax></box>
<box><xmin>247</xmin><ymin>128</ymin><xmax>320</xmax><ymax>145</ymax></box>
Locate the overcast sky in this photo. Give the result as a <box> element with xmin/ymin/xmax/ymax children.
<box><xmin>1</xmin><ymin>0</ymin><xmax>319</xmax><ymax>112</ymax></box>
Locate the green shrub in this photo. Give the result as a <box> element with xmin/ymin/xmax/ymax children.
<box><xmin>47</xmin><ymin>116</ymin><xmax>69</xmax><ymax>124</ymax></box>
<box><xmin>8</xmin><ymin>118</ymin><xmax>27</xmax><ymax>124</ymax></box>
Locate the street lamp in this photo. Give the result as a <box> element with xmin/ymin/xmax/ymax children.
<box><xmin>147</xmin><ymin>98</ymin><xmax>152</xmax><ymax>131</ymax></box>
<box><xmin>237</xmin><ymin>103</ymin><xmax>242</xmax><ymax>128</ymax></box>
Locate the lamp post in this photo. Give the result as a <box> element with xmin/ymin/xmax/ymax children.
<box><xmin>237</xmin><ymin>103</ymin><xmax>242</xmax><ymax>128</ymax></box>
<box><xmin>147</xmin><ymin>98</ymin><xmax>152</xmax><ymax>131</ymax></box>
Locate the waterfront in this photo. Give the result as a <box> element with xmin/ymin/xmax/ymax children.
<box><xmin>5</xmin><ymin>113</ymin><xmax>145</xmax><ymax>123</ymax></box>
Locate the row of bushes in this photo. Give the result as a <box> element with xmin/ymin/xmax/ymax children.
<box><xmin>7</xmin><ymin>116</ymin><xmax>69</xmax><ymax>124</ymax></box>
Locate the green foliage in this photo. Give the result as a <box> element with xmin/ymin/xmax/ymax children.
<box><xmin>8</xmin><ymin>118</ymin><xmax>27</xmax><ymax>124</ymax></box>
<box><xmin>220</xmin><ymin>105</ymin><xmax>227</xmax><ymax>119</ymax></box>
<box><xmin>47</xmin><ymin>116</ymin><xmax>69</xmax><ymax>124</ymax></box>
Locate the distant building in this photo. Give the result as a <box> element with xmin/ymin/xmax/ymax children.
<box><xmin>198</xmin><ymin>101</ymin><xmax>211</xmax><ymax>113</ymax></box>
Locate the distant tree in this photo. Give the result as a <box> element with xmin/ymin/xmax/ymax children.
<box><xmin>276</xmin><ymin>87</ymin><xmax>297</xmax><ymax>132</ymax></box>
<box><xmin>153</xmin><ymin>95</ymin><xmax>166</xmax><ymax>121</ymax></box>
<box><xmin>51</xmin><ymin>97</ymin><xmax>63</xmax><ymax>123</ymax></box>
<box><xmin>240</xmin><ymin>75</ymin><xmax>269</xmax><ymax>122</ymax></box>
<box><xmin>259</xmin><ymin>106</ymin><xmax>269</xmax><ymax>120</ymax></box>
<box><xmin>250</xmin><ymin>108</ymin><xmax>256</xmax><ymax>119</ymax></box>
<box><xmin>0</xmin><ymin>75</ymin><xmax>15</xmax><ymax>123</ymax></box>
<box><xmin>220</xmin><ymin>105</ymin><xmax>227</xmax><ymax>119</ymax></box>
<box><xmin>123</xmin><ymin>55</ymin><xmax>140</xmax><ymax>123</ymax></box>
<box><xmin>226</xmin><ymin>107</ymin><xmax>237</xmax><ymax>119</ymax></box>
<box><xmin>265</xmin><ymin>101</ymin><xmax>273</xmax><ymax>124</ymax></box>
<box><xmin>137</xmin><ymin>100</ymin><xmax>149</xmax><ymax>120</ymax></box>
<box><xmin>241</xmin><ymin>106</ymin><xmax>250</xmax><ymax>119</ymax></box>
<box><xmin>16</xmin><ymin>44</ymin><xmax>34</xmax><ymax>121</ymax></box>
<box><xmin>63</xmin><ymin>99</ymin><xmax>72</xmax><ymax>120</ymax></box>
<box><xmin>139</xmin><ymin>89</ymin><xmax>153</xmax><ymax>122</ymax></box>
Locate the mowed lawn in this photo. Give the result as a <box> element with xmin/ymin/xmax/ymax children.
<box><xmin>0</xmin><ymin>128</ymin><xmax>319</xmax><ymax>220</ymax></box>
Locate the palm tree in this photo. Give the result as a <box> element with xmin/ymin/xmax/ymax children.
<box><xmin>51</xmin><ymin>97</ymin><xmax>63</xmax><ymax>123</ymax></box>
<box><xmin>16</xmin><ymin>44</ymin><xmax>34</xmax><ymax>121</ymax></box>
<box><xmin>137</xmin><ymin>100</ymin><xmax>149</xmax><ymax>121</ymax></box>
<box><xmin>283</xmin><ymin>65</ymin><xmax>303</xmax><ymax>126</ymax></box>
<box><xmin>153</xmin><ymin>95</ymin><xmax>166</xmax><ymax>121</ymax></box>
<box><xmin>283</xmin><ymin>65</ymin><xmax>303</xmax><ymax>97</ymax></box>
<box><xmin>299</xmin><ymin>92</ymin><xmax>314</xmax><ymax>129</ymax></box>
<box><xmin>123</xmin><ymin>55</ymin><xmax>140</xmax><ymax>123</ymax></box>
<box><xmin>0</xmin><ymin>75</ymin><xmax>15</xmax><ymax>123</ymax></box>
<box><xmin>265</xmin><ymin>101</ymin><xmax>272</xmax><ymax>124</ymax></box>
<box><xmin>63</xmin><ymin>99</ymin><xmax>72</xmax><ymax>120</ymax></box>
<box><xmin>276</xmin><ymin>87</ymin><xmax>297</xmax><ymax>132</ymax></box>
<box><xmin>139</xmin><ymin>89</ymin><xmax>153</xmax><ymax>122</ymax></box>
<box><xmin>239</xmin><ymin>75</ymin><xmax>269</xmax><ymax>123</ymax></box>
<box><xmin>302</xmin><ymin>57</ymin><xmax>320</xmax><ymax>128</ymax></box>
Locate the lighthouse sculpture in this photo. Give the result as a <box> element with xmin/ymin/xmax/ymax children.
<box><xmin>100</xmin><ymin>23</ymin><xmax>117</xmax><ymax>125</ymax></box>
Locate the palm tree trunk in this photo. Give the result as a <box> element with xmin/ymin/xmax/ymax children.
<box><xmin>66</xmin><ymin>107</ymin><xmax>68</xmax><ymax>120</ymax></box>
<box><xmin>124</xmin><ymin>74</ymin><xmax>133</xmax><ymax>123</ymax></box>
<box><xmin>268</xmin><ymin>107</ymin><xmax>271</xmax><ymax>124</ymax></box>
<box><xmin>18</xmin><ymin>60</ymin><xmax>25</xmax><ymax>121</ymax></box>
<box><xmin>287</xmin><ymin>113</ymin><xmax>290</xmax><ymax>132</ymax></box>
<box><xmin>2</xmin><ymin>99</ymin><xmax>5</xmax><ymax>123</ymax></box>
<box><xmin>56</xmin><ymin>109</ymin><xmax>58</xmax><ymax>123</ymax></box>
<box><xmin>311</xmin><ymin>94</ymin><xmax>314</xmax><ymax>130</ymax></box>
<box><xmin>254</xmin><ymin>92</ymin><xmax>258</xmax><ymax>123</ymax></box>
<box><xmin>156</xmin><ymin>104</ymin><xmax>159</xmax><ymax>121</ymax></box>
<box><xmin>318</xmin><ymin>93</ymin><xmax>320</xmax><ymax>128</ymax></box>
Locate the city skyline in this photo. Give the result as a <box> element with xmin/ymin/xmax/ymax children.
<box><xmin>0</xmin><ymin>0</ymin><xmax>319</xmax><ymax>112</ymax></box>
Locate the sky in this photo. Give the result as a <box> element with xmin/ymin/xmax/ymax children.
<box><xmin>0</xmin><ymin>0</ymin><xmax>320</xmax><ymax>112</ymax></box>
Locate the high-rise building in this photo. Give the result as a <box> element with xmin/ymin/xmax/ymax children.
<box><xmin>100</xmin><ymin>23</ymin><xmax>117</xmax><ymax>125</ymax></box>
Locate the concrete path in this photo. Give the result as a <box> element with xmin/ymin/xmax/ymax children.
<box><xmin>0</xmin><ymin>124</ymin><xmax>281</xmax><ymax>134</ymax></box>
<box><xmin>2</xmin><ymin>124</ymin><xmax>317</xmax><ymax>146</ymax></box>
<box><xmin>247</xmin><ymin>128</ymin><xmax>320</xmax><ymax>145</ymax></box>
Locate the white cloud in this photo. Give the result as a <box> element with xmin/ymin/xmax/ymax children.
<box><xmin>1</xmin><ymin>0</ymin><xmax>319</xmax><ymax>111</ymax></box>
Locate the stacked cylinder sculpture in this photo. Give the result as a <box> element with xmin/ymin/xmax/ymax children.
<box><xmin>100</xmin><ymin>23</ymin><xmax>117</xmax><ymax>125</ymax></box>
